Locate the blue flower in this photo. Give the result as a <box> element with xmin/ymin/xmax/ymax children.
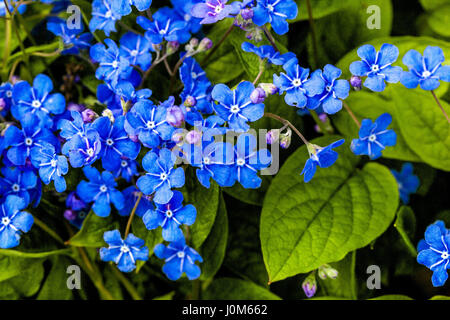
<box><xmin>137</xmin><ymin>8</ymin><xmax>189</xmax><ymax>45</ymax></box>
<box><xmin>0</xmin><ymin>82</ymin><xmax>14</xmax><ymax>115</ymax></box>
<box><xmin>229</xmin><ymin>133</ymin><xmax>272</xmax><ymax>189</ymax></box>
<box><xmin>400</xmin><ymin>46</ymin><xmax>450</xmax><ymax>91</ymax></box>
<box><xmin>91</xmin><ymin>116</ymin><xmax>141</xmax><ymax>172</ymax></box>
<box><xmin>273</xmin><ymin>58</ymin><xmax>325</xmax><ymax>108</ymax></box>
<box><xmin>307</xmin><ymin>65</ymin><xmax>350</xmax><ymax>114</ymax></box>
<box><xmin>76</xmin><ymin>166</ymin><xmax>125</xmax><ymax>217</ymax></box>
<box><xmin>125</xmin><ymin>99</ymin><xmax>175</xmax><ymax>148</ymax></box>
<box><xmin>154</xmin><ymin>237</ymin><xmax>203</xmax><ymax>280</ymax></box>
<box><xmin>118</xmin><ymin>186</ymin><xmax>153</xmax><ymax>217</ymax></box>
<box><xmin>89</xmin><ymin>0</ymin><xmax>122</xmax><ymax>36</ymax></box>
<box><xmin>351</xmin><ymin>113</ymin><xmax>397</xmax><ymax>160</ymax></box>
<box><xmin>67</xmin><ymin>129</ymin><xmax>102</xmax><ymax>167</ymax></box>
<box><xmin>180</xmin><ymin>56</ymin><xmax>209</xmax><ymax>85</ymax></box>
<box><xmin>171</xmin><ymin>0</ymin><xmax>202</xmax><ymax>33</ymax></box>
<box><xmin>417</xmin><ymin>221</ymin><xmax>450</xmax><ymax>287</ymax></box>
<box><xmin>301</xmin><ymin>139</ymin><xmax>345</xmax><ymax>183</ymax></box>
<box><xmin>391</xmin><ymin>163</ymin><xmax>420</xmax><ymax>204</ymax></box>
<box><xmin>252</xmin><ymin>0</ymin><xmax>298</xmax><ymax>35</ymax></box>
<box><xmin>0</xmin><ymin>195</ymin><xmax>33</xmax><ymax>249</ymax></box>
<box><xmin>137</xmin><ymin>148</ymin><xmax>185</xmax><ymax>204</ymax></box>
<box><xmin>66</xmin><ymin>191</ymin><xmax>87</xmax><ymax>211</ymax></box>
<box><xmin>119</xmin><ymin>32</ymin><xmax>153</xmax><ymax>71</ymax></box>
<box><xmin>349</xmin><ymin>44</ymin><xmax>402</xmax><ymax>92</ymax></box>
<box><xmin>58</xmin><ymin>110</ymin><xmax>86</xmax><ymax>143</ymax></box>
<box><xmin>191</xmin><ymin>0</ymin><xmax>241</xmax><ymax>24</ymax></box>
<box><xmin>211</xmin><ymin>81</ymin><xmax>265</xmax><ymax>132</ymax></box>
<box><xmin>114</xmin><ymin>81</ymin><xmax>152</xmax><ymax>105</ymax></box>
<box><xmin>47</xmin><ymin>17</ymin><xmax>93</xmax><ymax>55</ymax></box>
<box><xmin>100</xmin><ymin>230</ymin><xmax>149</xmax><ymax>273</ymax></box>
<box><xmin>111</xmin><ymin>0</ymin><xmax>152</xmax><ymax>15</ymax></box>
<box><xmin>90</xmin><ymin>39</ymin><xmax>132</xmax><ymax>88</ymax></box>
<box><xmin>143</xmin><ymin>190</ymin><xmax>196</xmax><ymax>241</ymax></box>
<box><xmin>0</xmin><ymin>167</ymin><xmax>37</xmax><ymax>205</ymax></box>
<box><xmin>241</xmin><ymin>42</ymin><xmax>296</xmax><ymax>65</ymax></box>
<box><xmin>31</xmin><ymin>142</ymin><xmax>69</xmax><ymax>192</ymax></box>
<box><xmin>12</xmin><ymin>74</ymin><xmax>66</xmax><ymax>127</ymax></box>
<box><xmin>114</xmin><ymin>158</ymin><xmax>139</xmax><ymax>182</ymax></box>
<box><xmin>0</xmin><ymin>0</ymin><xmax>26</xmax><ymax>17</ymax></box>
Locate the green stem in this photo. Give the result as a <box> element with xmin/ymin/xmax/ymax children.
<box><xmin>262</xmin><ymin>25</ymin><xmax>280</xmax><ymax>53</ymax></box>
<box><xmin>110</xmin><ymin>265</ymin><xmax>143</xmax><ymax>300</ymax></box>
<box><xmin>342</xmin><ymin>101</ymin><xmax>361</xmax><ymax>128</ymax></box>
<box><xmin>264</xmin><ymin>112</ymin><xmax>309</xmax><ymax>145</ymax></box>
<box><xmin>305</xmin><ymin>0</ymin><xmax>319</xmax><ymax>67</ymax></box>
<box><xmin>253</xmin><ymin>59</ymin><xmax>266</xmax><ymax>85</ymax></box>
<box><xmin>310</xmin><ymin>110</ymin><xmax>328</xmax><ymax>135</ymax></box>
<box><xmin>431</xmin><ymin>90</ymin><xmax>450</xmax><ymax>124</ymax></box>
<box><xmin>33</xmin><ymin>215</ymin><xmax>65</xmax><ymax>245</ymax></box>
<box><xmin>125</xmin><ymin>192</ymin><xmax>142</xmax><ymax>237</ymax></box>
<box><xmin>2</xmin><ymin>9</ymin><xmax>11</xmax><ymax>72</ymax></box>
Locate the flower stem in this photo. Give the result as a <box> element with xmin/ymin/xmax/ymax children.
<box><xmin>125</xmin><ymin>192</ymin><xmax>142</xmax><ymax>238</ymax></box>
<box><xmin>342</xmin><ymin>101</ymin><xmax>361</xmax><ymax>128</ymax></box>
<box><xmin>262</xmin><ymin>25</ymin><xmax>280</xmax><ymax>53</ymax></box>
<box><xmin>2</xmin><ymin>9</ymin><xmax>11</xmax><ymax>72</ymax></box>
<box><xmin>264</xmin><ymin>112</ymin><xmax>309</xmax><ymax>145</ymax></box>
<box><xmin>305</xmin><ymin>0</ymin><xmax>319</xmax><ymax>67</ymax></box>
<box><xmin>110</xmin><ymin>264</ymin><xmax>143</xmax><ymax>300</ymax></box>
<box><xmin>253</xmin><ymin>59</ymin><xmax>266</xmax><ymax>85</ymax></box>
<box><xmin>431</xmin><ymin>90</ymin><xmax>450</xmax><ymax>124</ymax></box>
<box><xmin>201</xmin><ymin>22</ymin><xmax>234</xmax><ymax>66</ymax></box>
<box><xmin>33</xmin><ymin>215</ymin><xmax>65</xmax><ymax>245</ymax></box>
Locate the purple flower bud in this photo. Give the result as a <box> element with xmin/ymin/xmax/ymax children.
<box><xmin>266</xmin><ymin>129</ymin><xmax>280</xmax><ymax>145</ymax></box>
<box><xmin>241</xmin><ymin>8</ymin><xmax>254</xmax><ymax>20</ymax></box>
<box><xmin>250</xmin><ymin>88</ymin><xmax>266</xmax><ymax>104</ymax></box>
<box><xmin>259</xmin><ymin>83</ymin><xmax>278</xmax><ymax>96</ymax></box>
<box><xmin>64</xmin><ymin>209</ymin><xmax>77</xmax><ymax>221</ymax></box>
<box><xmin>81</xmin><ymin>109</ymin><xmax>98</xmax><ymax>123</ymax></box>
<box><xmin>172</xmin><ymin>131</ymin><xmax>185</xmax><ymax>144</ymax></box>
<box><xmin>279</xmin><ymin>129</ymin><xmax>292</xmax><ymax>149</ymax></box>
<box><xmin>11</xmin><ymin>76</ymin><xmax>20</xmax><ymax>84</ymax></box>
<box><xmin>184</xmin><ymin>95</ymin><xmax>197</xmax><ymax>108</ymax></box>
<box><xmin>302</xmin><ymin>273</ymin><xmax>317</xmax><ymax>298</ymax></box>
<box><xmin>166</xmin><ymin>105</ymin><xmax>185</xmax><ymax>127</ymax></box>
<box><xmin>350</xmin><ymin>75</ymin><xmax>362</xmax><ymax>90</ymax></box>
<box><xmin>67</xmin><ymin>102</ymin><xmax>85</xmax><ymax>112</ymax></box>
<box><xmin>66</xmin><ymin>191</ymin><xmax>86</xmax><ymax>211</ymax></box>
<box><xmin>167</xmin><ymin>41</ymin><xmax>180</xmax><ymax>54</ymax></box>
<box><xmin>318</xmin><ymin>113</ymin><xmax>328</xmax><ymax>123</ymax></box>
<box><xmin>198</xmin><ymin>37</ymin><xmax>213</xmax><ymax>52</ymax></box>
<box><xmin>0</xmin><ymin>98</ymin><xmax>6</xmax><ymax>111</ymax></box>
<box><xmin>185</xmin><ymin>130</ymin><xmax>202</xmax><ymax>144</ymax></box>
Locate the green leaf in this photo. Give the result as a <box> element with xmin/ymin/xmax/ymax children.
<box><xmin>369</xmin><ymin>294</ymin><xmax>413</xmax><ymax>300</ymax></box>
<box><xmin>261</xmin><ymin>136</ymin><xmax>399</xmax><ymax>282</ymax></box>
<box><xmin>203</xmin><ymin>278</ymin><xmax>281</xmax><ymax>300</ymax></box>
<box><xmin>427</xmin><ymin>5</ymin><xmax>450</xmax><ymax>37</ymax></box>
<box><xmin>0</xmin><ymin>254</ymin><xmax>44</xmax><ymax>282</ymax></box>
<box><xmin>37</xmin><ymin>256</ymin><xmax>74</xmax><ymax>300</ymax></box>
<box><xmin>0</xmin><ymin>248</ymin><xmax>72</xmax><ymax>258</ymax></box>
<box><xmin>153</xmin><ymin>291</ymin><xmax>175</xmax><ymax>300</ymax></box>
<box><xmin>68</xmin><ymin>210</ymin><xmax>119</xmax><ymax>247</ymax></box>
<box><xmin>419</xmin><ymin>0</ymin><xmax>450</xmax><ymax>11</ymax></box>
<box><xmin>293</xmin><ymin>0</ymin><xmax>355</xmax><ymax>22</ymax></box>
<box><xmin>0</xmin><ymin>261</ymin><xmax>45</xmax><ymax>299</ymax></box>
<box><xmin>394</xmin><ymin>206</ymin><xmax>417</xmax><ymax>257</ymax></box>
<box><xmin>199</xmin><ymin>193</ymin><xmax>228</xmax><ymax>280</ymax></box>
<box><xmin>430</xmin><ymin>295</ymin><xmax>450</xmax><ymax>300</ymax></box>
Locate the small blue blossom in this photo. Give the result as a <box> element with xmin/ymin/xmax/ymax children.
<box><xmin>77</xmin><ymin>166</ymin><xmax>125</xmax><ymax>217</ymax></box>
<box><xmin>400</xmin><ymin>46</ymin><xmax>450</xmax><ymax>91</ymax></box>
<box><xmin>125</xmin><ymin>100</ymin><xmax>175</xmax><ymax>148</ymax></box>
<box><xmin>119</xmin><ymin>32</ymin><xmax>153</xmax><ymax>71</ymax></box>
<box><xmin>0</xmin><ymin>167</ymin><xmax>37</xmax><ymax>205</ymax></box>
<box><xmin>301</xmin><ymin>139</ymin><xmax>345</xmax><ymax>183</ymax></box>
<box><xmin>118</xmin><ymin>186</ymin><xmax>153</xmax><ymax>217</ymax></box>
<box><xmin>307</xmin><ymin>65</ymin><xmax>350</xmax><ymax>114</ymax></box>
<box><xmin>191</xmin><ymin>0</ymin><xmax>242</xmax><ymax>24</ymax></box>
<box><xmin>67</xmin><ymin>129</ymin><xmax>102</xmax><ymax>167</ymax></box>
<box><xmin>171</xmin><ymin>0</ymin><xmax>202</xmax><ymax>33</ymax></box>
<box><xmin>273</xmin><ymin>58</ymin><xmax>325</xmax><ymax>108</ymax></box>
<box><xmin>66</xmin><ymin>191</ymin><xmax>87</xmax><ymax>211</ymax></box>
<box><xmin>349</xmin><ymin>44</ymin><xmax>403</xmax><ymax>92</ymax></box>
<box><xmin>154</xmin><ymin>237</ymin><xmax>203</xmax><ymax>280</ymax></box>
<box><xmin>391</xmin><ymin>163</ymin><xmax>420</xmax><ymax>204</ymax></box>
<box><xmin>252</xmin><ymin>0</ymin><xmax>298</xmax><ymax>35</ymax></box>
<box><xmin>137</xmin><ymin>148</ymin><xmax>185</xmax><ymax>204</ymax></box>
<box><xmin>211</xmin><ymin>81</ymin><xmax>265</xmax><ymax>132</ymax></box>
<box><xmin>0</xmin><ymin>195</ymin><xmax>33</xmax><ymax>249</ymax></box>
<box><xmin>417</xmin><ymin>221</ymin><xmax>450</xmax><ymax>287</ymax></box>
<box><xmin>241</xmin><ymin>42</ymin><xmax>296</xmax><ymax>65</ymax></box>
<box><xmin>114</xmin><ymin>81</ymin><xmax>152</xmax><ymax>105</ymax></box>
<box><xmin>0</xmin><ymin>0</ymin><xmax>26</xmax><ymax>17</ymax></box>
<box><xmin>111</xmin><ymin>0</ymin><xmax>152</xmax><ymax>15</ymax></box>
<box><xmin>100</xmin><ymin>230</ymin><xmax>149</xmax><ymax>273</ymax></box>
<box><xmin>31</xmin><ymin>142</ymin><xmax>69</xmax><ymax>192</ymax></box>
<box><xmin>47</xmin><ymin>17</ymin><xmax>93</xmax><ymax>55</ymax></box>
<box><xmin>89</xmin><ymin>0</ymin><xmax>122</xmax><ymax>36</ymax></box>
<box><xmin>91</xmin><ymin>116</ymin><xmax>141</xmax><ymax>172</ymax></box>
<box><xmin>0</xmin><ymin>82</ymin><xmax>14</xmax><ymax>115</ymax></box>
<box><xmin>351</xmin><ymin>113</ymin><xmax>397</xmax><ymax>160</ymax></box>
<box><xmin>12</xmin><ymin>74</ymin><xmax>66</xmax><ymax>128</ymax></box>
<box><xmin>143</xmin><ymin>190</ymin><xmax>196</xmax><ymax>241</ymax></box>
<box><xmin>115</xmin><ymin>158</ymin><xmax>139</xmax><ymax>182</ymax></box>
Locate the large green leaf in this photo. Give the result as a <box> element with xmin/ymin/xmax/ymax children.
<box><xmin>419</xmin><ymin>0</ymin><xmax>450</xmax><ymax>11</ymax></box>
<box><xmin>203</xmin><ymin>278</ymin><xmax>281</xmax><ymax>300</ymax></box>
<box><xmin>427</xmin><ymin>5</ymin><xmax>450</xmax><ymax>37</ymax></box>
<box><xmin>394</xmin><ymin>206</ymin><xmax>417</xmax><ymax>257</ymax></box>
<box><xmin>293</xmin><ymin>0</ymin><xmax>355</xmax><ymax>22</ymax></box>
<box><xmin>261</xmin><ymin>136</ymin><xmax>399</xmax><ymax>282</ymax></box>
<box><xmin>0</xmin><ymin>261</ymin><xmax>45</xmax><ymax>299</ymax></box>
<box><xmin>37</xmin><ymin>256</ymin><xmax>74</xmax><ymax>300</ymax></box>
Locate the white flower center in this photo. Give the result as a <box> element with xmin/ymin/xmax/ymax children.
<box><xmin>1</xmin><ymin>217</ymin><xmax>10</xmax><ymax>226</ymax></box>
<box><xmin>87</xmin><ymin>148</ymin><xmax>95</xmax><ymax>157</ymax></box>
<box><xmin>203</xmin><ymin>157</ymin><xmax>210</xmax><ymax>165</ymax></box>
<box><xmin>159</xmin><ymin>29</ymin><xmax>166</xmax><ymax>35</ymax></box>
<box><xmin>121</xmin><ymin>160</ymin><xmax>128</xmax><ymax>167</ymax></box>
<box><xmin>166</xmin><ymin>210</ymin><xmax>173</xmax><ymax>218</ymax></box>
<box><xmin>130</xmin><ymin>50</ymin><xmax>138</xmax><ymax>56</ymax></box>
<box><xmin>292</xmin><ymin>79</ymin><xmax>302</xmax><ymax>87</ymax></box>
<box><xmin>368</xmin><ymin>134</ymin><xmax>377</xmax><ymax>142</ymax></box>
<box><xmin>267</xmin><ymin>4</ymin><xmax>275</xmax><ymax>12</ymax></box>
<box><xmin>160</xmin><ymin>173</ymin><xmax>168</xmax><ymax>181</ymax></box>
<box><xmin>12</xmin><ymin>183</ymin><xmax>20</xmax><ymax>192</ymax></box>
<box><xmin>50</xmin><ymin>159</ymin><xmax>57</xmax><ymax>167</ymax></box>
<box><xmin>230</xmin><ymin>105</ymin><xmax>240</xmax><ymax>113</ymax></box>
<box><xmin>25</xmin><ymin>137</ymin><xmax>33</xmax><ymax>146</ymax></box>
<box><xmin>6</xmin><ymin>90</ymin><xmax>12</xmax><ymax>98</ymax></box>
<box><xmin>106</xmin><ymin>138</ymin><xmax>114</xmax><ymax>146</ymax></box>
<box><xmin>100</xmin><ymin>185</ymin><xmax>108</xmax><ymax>192</ymax></box>
<box><xmin>120</xmin><ymin>245</ymin><xmax>130</xmax><ymax>253</ymax></box>
<box><xmin>191</xmin><ymin>72</ymin><xmax>197</xmax><ymax>79</ymax></box>
<box><xmin>442</xmin><ymin>252</ymin><xmax>449</xmax><ymax>259</ymax></box>
<box><xmin>236</xmin><ymin>158</ymin><xmax>245</xmax><ymax>166</ymax></box>
<box><xmin>177</xmin><ymin>251</ymin><xmax>185</xmax><ymax>258</ymax></box>
<box><xmin>146</xmin><ymin>121</ymin><xmax>156</xmax><ymax>129</ymax></box>
<box><xmin>326</xmin><ymin>85</ymin><xmax>332</xmax><ymax>92</ymax></box>
<box><xmin>422</xmin><ymin>70</ymin><xmax>431</xmax><ymax>78</ymax></box>
<box><xmin>112</xmin><ymin>60</ymin><xmax>119</xmax><ymax>68</ymax></box>
<box><xmin>32</xmin><ymin>100</ymin><xmax>41</xmax><ymax>108</ymax></box>
<box><xmin>214</xmin><ymin>5</ymin><xmax>223</xmax><ymax>13</ymax></box>
<box><xmin>105</xmin><ymin>10</ymin><xmax>112</xmax><ymax>18</ymax></box>
<box><xmin>371</xmin><ymin>64</ymin><xmax>379</xmax><ymax>72</ymax></box>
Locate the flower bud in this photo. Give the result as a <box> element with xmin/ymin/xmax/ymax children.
<box><xmin>167</xmin><ymin>41</ymin><xmax>180</xmax><ymax>55</ymax></box>
<box><xmin>0</xmin><ymin>98</ymin><xmax>6</xmax><ymax>111</ymax></box>
<box><xmin>184</xmin><ymin>95</ymin><xmax>197</xmax><ymax>108</ymax></box>
<box><xmin>350</xmin><ymin>75</ymin><xmax>362</xmax><ymax>91</ymax></box>
<box><xmin>318</xmin><ymin>264</ymin><xmax>339</xmax><ymax>280</ymax></box>
<box><xmin>266</xmin><ymin>129</ymin><xmax>280</xmax><ymax>145</ymax></box>
<box><xmin>185</xmin><ymin>38</ymin><xmax>199</xmax><ymax>53</ymax></box>
<box><xmin>166</xmin><ymin>105</ymin><xmax>185</xmax><ymax>127</ymax></box>
<box><xmin>250</xmin><ymin>87</ymin><xmax>266</xmax><ymax>104</ymax></box>
<box><xmin>185</xmin><ymin>130</ymin><xmax>202</xmax><ymax>145</ymax></box>
<box><xmin>279</xmin><ymin>128</ymin><xmax>292</xmax><ymax>149</ymax></box>
<box><xmin>172</xmin><ymin>131</ymin><xmax>185</xmax><ymax>145</ymax></box>
<box><xmin>198</xmin><ymin>37</ymin><xmax>213</xmax><ymax>52</ymax></box>
<box><xmin>241</xmin><ymin>8</ymin><xmax>254</xmax><ymax>20</ymax></box>
<box><xmin>67</xmin><ymin>102</ymin><xmax>85</xmax><ymax>112</ymax></box>
<box><xmin>259</xmin><ymin>83</ymin><xmax>278</xmax><ymax>96</ymax></box>
<box><xmin>64</xmin><ymin>209</ymin><xmax>77</xmax><ymax>221</ymax></box>
<box><xmin>11</xmin><ymin>76</ymin><xmax>20</xmax><ymax>84</ymax></box>
<box><xmin>302</xmin><ymin>272</ymin><xmax>317</xmax><ymax>298</ymax></box>
<box><xmin>81</xmin><ymin>109</ymin><xmax>98</xmax><ymax>123</ymax></box>
<box><xmin>102</xmin><ymin>109</ymin><xmax>115</xmax><ymax>122</ymax></box>
<box><xmin>66</xmin><ymin>191</ymin><xmax>86</xmax><ymax>211</ymax></box>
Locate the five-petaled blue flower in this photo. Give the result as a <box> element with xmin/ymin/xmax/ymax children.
<box><xmin>119</xmin><ymin>32</ymin><xmax>153</xmax><ymax>71</ymax></box>
<box><xmin>111</xmin><ymin>0</ymin><xmax>152</xmax><ymax>15</ymax></box>
<box><xmin>417</xmin><ymin>221</ymin><xmax>450</xmax><ymax>287</ymax></box>
<box><xmin>0</xmin><ymin>167</ymin><xmax>37</xmax><ymax>209</ymax></box>
<box><xmin>47</xmin><ymin>17</ymin><xmax>93</xmax><ymax>55</ymax></box>
<box><xmin>12</xmin><ymin>74</ymin><xmax>66</xmax><ymax>128</ymax></box>
<box><xmin>76</xmin><ymin>166</ymin><xmax>125</xmax><ymax>217</ymax></box>
<box><xmin>143</xmin><ymin>190</ymin><xmax>196</xmax><ymax>241</ymax></box>
<box><xmin>211</xmin><ymin>81</ymin><xmax>265</xmax><ymax>132</ymax></box>
<box><xmin>114</xmin><ymin>158</ymin><xmax>139</xmax><ymax>182</ymax></box>
<box><xmin>349</xmin><ymin>44</ymin><xmax>403</xmax><ymax>92</ymax></box>
<box><xmin>400</xmin><ymin>46</ymin><xmax>450</xmax><ymax>91</ymax></box>
<box><xmin>273</xmin><ymin>58</ymin><xmax>324</xmax><ymax>108</ymax></box>
<box><xmin>100</xmin><ymin>230</ymin><xmax>149</xmax><ymax>273</ymax></box>
<box><xmin>308</xmin><ymin>65</ymin><xmax>350</xmax><ymax>114</ymax></box>
<box><xmin>89</xmin><ymin>0</ymin><xmax>122</xmax><ymax>36</ymax></box>
<box><xmin>391</xmin><ymin>163</ymin><xmax>420</xmax><ymax>204</ymax></box>
<box><xmin>154</xmin><ymin>237</ymin><xmax>203</xmax><ymax>280</ymax></box>
<box><xmin>351</xmin><ymin>113</ymin><xmax>397</xmax><ymax>160</ymax></box>
<box><xmin>301</xmin><ymin>139</ymin><xmax>345</xmax><ymax>183</ymax></box>
<box><xmin>0</xmin><ymin>195</ymin><xmax>34</xmax><ymax>249</ymax></box>
<box><xmin>241</xmin><ymin>42</ymin><xmax>296</xmax><ymax>66</ymax></box>
<box><xmin>137</xmin><ymin>148</ymin><xmax>185</xmax><ymax>204</ymax></box>
<box><xmin>191</xmin><ymin>0</ymin><xmax>242</xmax><ymax>24</ymax></box>
<box><xmin>0</xmin><ymin>82</ymin><xmax>14</xmax><ymax>115</ymax></box>
<box><xmin>67</xmin><ymin>129</ymin><xmax>102</xmax><ymax>168</ymax></box>
<box><xmin>252</xmin><ymin>0</ymin><xmax>298</xmax><ymax>35</ymax></box>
